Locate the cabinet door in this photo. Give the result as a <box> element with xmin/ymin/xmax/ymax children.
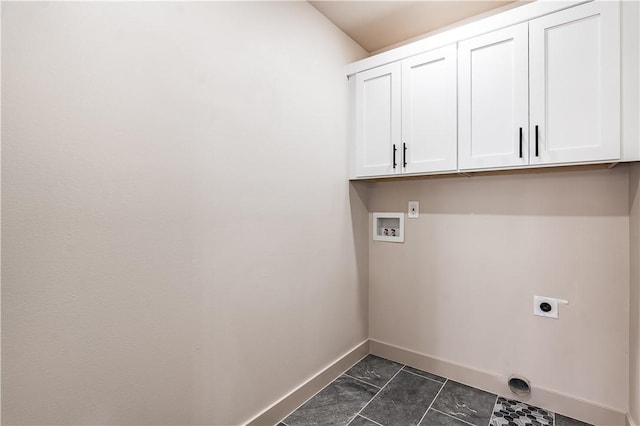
<box><xmin>529</xmin><ymin>2</ymin><xmax>620</xmax><ymax>165</ymax></box>
<box><xmin>458</xmin><ymin>23</ymin><xmax>529</xmax><ymax>170</ymax></box>
<box><xmin>354</xmin><ymin>62</ymin><xmax>401</xmax><ymax>177</ymax></box>
<box><xmin>401</xmin><ymin>44</ymin><xmax>457</xmax><ymax>174</ymax></box>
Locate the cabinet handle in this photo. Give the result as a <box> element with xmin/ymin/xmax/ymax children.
<box><xmin>535</xmin><ymin>125</ymin><xmax>539</xmax><ymax>157</ymax></box>
<box><xmin>403</xmin><ymin>143</ymin><xmax>407</xmax><ymax>168</ymax></box>
<box><xmin>519</xmin><ymin>127</ymin><xmax>523</xmax><ymax>158</ymax></box>
<box><xmin>393</xmin><ymin>144</ymin><xmax>397</xmax><ymax>169</ymax></box>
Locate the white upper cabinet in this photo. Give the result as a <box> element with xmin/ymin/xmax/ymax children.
<box><xmin>350</xmin><ymin>1</ymin><xmax>623</xmax><ymax>178</ymax></box>
<box><xmin>401</xmin><ymin>44</ymin><xmax>457</xmax><ymax>174</ymax></box>
<box><xmin>458</xmin><ymin>23</ymin><xmax>529</xmax><ymax>170</ymax></box>
<box><xmin>354</xmin><ymin>45</ymin><xmax>457</xmax><ymax>178</ymax></box>
<box><xmin>458</xmin><ymin>1</ymin><xmax>620</xmax><ymax>171</ymax></box>
<box><xmin>529</xmin><ymin>2</ymin><xmax>620</xmax><ymax>165</ymax></box>
<box><xmin>355</xmin><ymin>62</ymin><xmax>402</xmax><ymax>177</ymax></box>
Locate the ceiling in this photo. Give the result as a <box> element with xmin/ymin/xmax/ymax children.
<box><xmin>309</xmin><ymin>1</ymin><xmax>524</xmax><ymax>53</ymax></box>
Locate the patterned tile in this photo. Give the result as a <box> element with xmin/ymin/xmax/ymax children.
<box><xmin>284</xmin><ymin>375</ymin><xmax>378</xmax><ymax>426</ymax></box>
<box><xmin>555</xmin><ymin>414</ymin><xmax>593</xmax><ymax>426</ymax></box>
<box><xmin>431</xmin><ymin>380</ymin><xmax>496</xmax><ymax>426</ymax></box>
<box><xmin>361</xmin><ymin>370</ymin><xmax>443</xmax><ymax>426</ymax></box>
<box><xmin>490</xmin><ymin>397</ymin><xmax>554</xmax><ymax>426</ymax></box>
<box><xmin>403</xmin><ymin>365</ymin><xmax>446</xmax><ymax>383</ymax></box>
<box><xmin>345</xmin><ymin>354</ymin><xmax>404</xmax><ymax>387</ymax></box>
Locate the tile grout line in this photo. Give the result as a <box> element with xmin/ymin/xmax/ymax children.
<box><xmin>416</xmin><ymin>378</ymin><xmax>448</xmax><ymax>426</ymax></box>
<box><xmin>359</xmin><ymin>414</ymin><xmax>385</xmax><ymax>426</ymax></box>
<box><xmin>347</xmin><ymin>364</ymin><xmax>407</xmax><ymax>426</ymax></box>
<box><xmin>431</xmin><ymin>408</ymin><xmax>477</xmax><ymax>426</ymax></box>
<box><xmin>343</xmin><ymin>373</ymin><xmax>383</xmax><ymax>389</ymax></box>
<box><xmin>486</xmin><ymin>394</ymin><xmax>499</xmax><ymax>426</ymax></box>
<box><xmin>401</xmin><ymin>367</ymin><xmax>446</xmax><ymax>385</ymax></box>
<box><xmin>277</xmin><ymin>352</ymin><xmax>371</xmax><ymax>424</ymax></box>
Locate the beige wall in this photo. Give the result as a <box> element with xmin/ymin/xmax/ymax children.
<box><xmin>368</xmin><ymin>168</ymin><xmax>630</xmax><ymax>411</ymax></box>
<box><xmin>625</xmin><ymin>1</ymin><xmax>640</xmax><ymax>422</ymax></box>
<box><xmin>1</xmin><ymin>2</ymin><xmax>367</xmax><ymax>424</ymax></box>
<box><xmin>630</xmin><ymin>164</ymin><xmax>640</xmax><ymax>424</ymax></box>
<box><xmin>4</xmin><ymin>1</ymin><xmax>638</xmax><ymax>424</ymax></box>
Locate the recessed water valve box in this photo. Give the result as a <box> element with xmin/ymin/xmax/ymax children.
<box><xmin>373</xmin><ymin>212</ymin><xmax>404</xmax><ymax>243</ymax></box>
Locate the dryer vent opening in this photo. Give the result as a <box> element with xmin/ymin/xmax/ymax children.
<box><xmin>508</xmin><ymin>376</ymin><xmax>531</xmax><ymax>396</ymax></box>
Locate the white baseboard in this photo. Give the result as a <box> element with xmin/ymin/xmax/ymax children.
<box><xmin>245</xmin><ymin>340</ymin><xmax>369</xmax><ymax>426</ymax></box>
<box><xmin>369</xmin><ymin>339</ymin><xmax>626</xmax><ymax>426</ymax></box>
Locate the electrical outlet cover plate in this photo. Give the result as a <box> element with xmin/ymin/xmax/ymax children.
<box><xmin>533</xmin><ymin>295</ymin><xmax>566</xmax><ymax>319</ymax></box>
<box><xmin>408</xmin><ymin>201</ymin><xmax>419</xmax><ymax>218</ymax></box>
<box><xmin>534</xmin><ymin>296</ymin><xmax>558</xmax><ymax>318</ymax></box>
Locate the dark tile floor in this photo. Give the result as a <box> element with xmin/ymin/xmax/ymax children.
<box><xmin>279</xmin><ymin>355</ymin><xmax>592</xmax><ymax>426</ymax></box>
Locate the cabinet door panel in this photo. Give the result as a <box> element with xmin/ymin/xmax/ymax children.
<box><xmin>458</xmin><ymin>23</ymin><xmax>529</xmax><ymax>170</ymax></box>
<box><xmin>355</xmin><ymin>63</ymin><xmax>401</xmax><ymax>177</ymax></box>
<box><xmin>401</xmin><ymin>44</ymin><xmax>457</xmax><ymax>174</ymax></box>
<box><xmin>529</xmin><ymin>2</ymin><xmax>620</xmax><ymax>165</ymax></box>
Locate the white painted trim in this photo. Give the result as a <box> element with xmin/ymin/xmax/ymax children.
<box><xmin>349</xmin><ymin>161</ymin><xmax>620</xmax><ymax>182</ymax></box>
<box><xmin>629</xmin><ymin>412</ymin><xmax>639</xmax><ymax>426</ymax></box>
<box><xmin>244</xmin><ymin>340</ymin><xmax>369</xmax><ymax>426</ymax></box>
<box><xmin>345</xmin><ymin>1</ymin><xmax>589</xmax><ymax>76</ymax></box>
<box><xmin>369</xmin><ymin>339</ymin><xmax>626</xmax><ymax>426</ymax></box>
<box><xmin>348</xmin><ymin>76</ymin><xmax>358</xmax><ymax>179</ymax></box>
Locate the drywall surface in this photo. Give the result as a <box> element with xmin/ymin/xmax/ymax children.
<box><xmin>1</xmin><ymin>2</ymin><xmax>368</xmax><ymax>424</ymax></box>
<box><xmin>368</xmin><ymin>168</ymin><xmax>629</xmax><ymax>411</ymax></box>
<box><xmin>630</xmin><ymin>164</ymin><xmax>640</xmax><ymax>424</ymax></box>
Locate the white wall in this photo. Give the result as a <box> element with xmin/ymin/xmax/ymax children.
<box><xmin>630</xmin><ymin>166</ymin><xmax>640</xmax><ymax>424</ymax></box>
<box><xmin>1</xmin><ymin>2</ymin><xmax>368</xmax><ymax>424</ymax></box>
<box><xmin>368</xmin><ymin>168</ymin><xmax>630</xmax><ymax>411</ymax></box>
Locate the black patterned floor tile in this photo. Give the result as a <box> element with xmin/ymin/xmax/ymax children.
<box><xmin>278</xmin><ymin>355</ymin><xmax>598</xmax><ymax>426</ymax></box>
<box><xmin>345</xmin><ymin>354</ymin><xmax>404</xmax><ymax>388</ymax></box>
<box><xmin>431</xmin><ymin>380</ymin><xmax>496</xmax><ymax>426</ymax></box>
<box><xmin>419</xmin><ymin>408</ymin><xmax>473</xmax><ymax>426</ymax></box>
<box><xmin>403</xmin><ymin>365</ymin><xmax>446</xmax><ymax>383</ymax></box>
<box><xmin>489</xmin><ymin>397</ymin><xmax>553</xmax><ymax>426</ymax></box>
<box><xmin>555</xmin><ymin>414</ymin><xmax>593</xmax><ymax>426</ymax></box>
<box><xmin>284</xmin><ymin>375</ymin><xmax>378</xmax><ymax>426</ymax></box>
<box><xmin>361</xmin><ymin>370</ymin><xmax>443</xmax><ymax>426</ymax></box>
<box><xmin>348</xmin><ymin>415</ymin><xmax>381</xmax><ymax>426</ymax></box>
